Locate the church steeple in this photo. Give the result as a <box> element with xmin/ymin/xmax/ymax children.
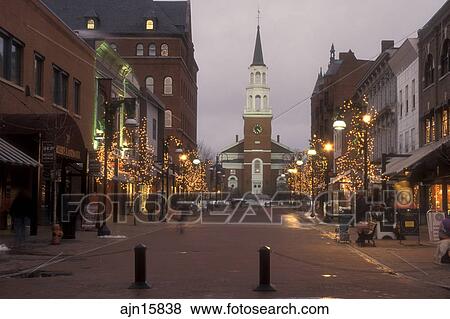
<box><xmin>251</xmin><ymin>25</ymin><xmax>265</xmax><ymax>67</ymax></box>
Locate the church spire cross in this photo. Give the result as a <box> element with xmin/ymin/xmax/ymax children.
<box><xmin>251</xmin><ymin>13</ymin><xmax>265</xmax><ymax>67</ymax></box>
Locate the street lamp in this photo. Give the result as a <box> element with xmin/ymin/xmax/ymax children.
<box><xmin>307</xmin><ymin>148</ymin><xmax>317</xmax><ymax>156</ymax></box>
<box><xmin>307</xmin><ymin>148</ymin><xmax>317</xmax><ymax>198</ymax></box>
<box><xmin>362</xmin><ymin>114</ymin><xmax>371</xmax><ymax>191</ymax></box>
<box><xmin>333</xmin><ymin>120</ymin><xmax>346</xmax><ymax>131</ymax></box>
<box><xmin>323</xmin><ymin>142</ymin><xmax>333</xmax><ymax>153</ymax></box>
<box><xmin>296</xmin><ymin>159</ymin><xmax>304</xmax><ymax>166</ymax></box>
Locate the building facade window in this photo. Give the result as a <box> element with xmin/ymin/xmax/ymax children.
<box><xmin>110</xmin><ymin>43</ymin><xmax>117</xmax><ymax>52</ymax></box>
<box><xmin>250</xmin><ymin>73</ymin><xmax>254</xmax><ymax>84</ymax></box>
<box><xmin>161</xmin><ymin>44</ymin><xmax>169</xmax><ymax>56</ymax></box>
<box><xmin>165</xmin><ymin>109</ymin><xmax>172</xmax><ymax>127</ymax></box>
<box><xmin>53</xmin><ymin>66</ymin><xmax>68</xmax><ymax>108</ymax></box>
<box><xmin>441</xmin><ymin>39</ymin><xmax>449</xmax><ymax>76</ymax></box>
<box><xmin>145</xmin><ymin>76</ymin><xmax>154</xmax><ymax>93</ymax></box>
<box><xmin>399</xmin><ymin>90</ymin><xmax>403</xmax><ymax>117</ymax></box>
<box><xmin>443</xmin><ymin>109</ymin><xmax>449</xmax><ymax>137</ymax></box>
<box><xmin>164</xmin><ymin>76</ymin><xmax>173</xmax><ymax>95</ymax></box>
<box><xmin>34</xmin><ymin>53</ymin><xmax>44</xmax><ymax>97</ymax></box>
<box><xmin>399</xmin><ymin>133</ymin><xmax>403</xmax><ymax>153</ymax></box>
<box><xmin>74</xmin><ymin>80</ymin><xmax>81</xmax><ymax>115</ymax></box>
<box><xmin>405</xmin><ymin>132</ymin><xmax>409</xmax><ymax>153</ymax></box>
<box><xmin>425</xmin><ymin>54</ymin><xmax>434</xmax><ymax>87</ymax></box>
<box><xmin>412</xmin><ymin>79</ymin><xmax>416</xmax><ymax>109</ymax></box>
<box><xmin>136</xmin><ymin>43</ymin><xmax>144</xmax><ymax>56</ymax></box>
<box><xmin>411</xmin><ymin>128</ymin><xmax>416</xmax><ymax>151</ymax></box>
<box><xmin>86</xmin><ymin>19</ymin><xmax>95</xmax><ymax>30</ymax></box>
<box><xmin>405</xmin><ymin>85</ymin><xmax>409</xmax><ymax>114</ymax></box>
<box><xmin>253</xmin><ymin>159</ymin><xmax>262</xmax><ymax>174</ymax></box>
<box><xmin>425</xmin><ymin>118</ymin><xmax>431</xmax><ymax>144</ymax></box>
<box><xmin>0</xmin><ymin>32</ymin><xmax>23</xmax><ymax>86</ymax></box>
<box><xmin>152</xmin><ymin>118</ymin><xmax>157</xmax><ymax>140</ymax></box>
<box><xmin>148</xmin><ymin>43</ymin><xmax>156</xmax><ymax>56</ymax></box>
<box><xmin>431</xmin><ymin>115</ymin><xmax>436</xmax><ymax>142</ymax></box>
<box><xmin>146</xmin><ymin>19</ymin><xmax>154</xmax><ymax>30</ymax></box>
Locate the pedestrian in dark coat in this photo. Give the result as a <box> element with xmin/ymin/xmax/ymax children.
<box><xmin>9</xmin><ymin>190</ymin><xmax>33</xmax><ymax>246</ymax></box>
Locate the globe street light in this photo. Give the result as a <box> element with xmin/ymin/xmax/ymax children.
<box><xmin>333</xmin><ymin>120</ymin><xmax>346</xmax><ymax>131</ymax></box>
<box><xmin>307</xmin><ymin>148</ymin><xmax>317</xmax><ymax>156</ymax></box>
<box><xmin>296</xmin><ymin>159</ymin><xmax>304</xmax><ymax>166</ymax></box>
<box><xmin>193</xmin><ymin>158</ymin><xmax>201</xmax><ymax>165</ymax></box>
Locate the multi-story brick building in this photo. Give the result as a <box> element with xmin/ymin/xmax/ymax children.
<box><xmin>311</xmin><ymin>45</ymin><xmax>372</xmax><ymax>148</ymax></box>
<box><xmin>43</xmin><ymin>0</ymin><xmax>199</xmax><ymax>154</ymax></box>
<box><xmin>0</xmin><ymin>0</ymin><xmax>96</xmax><ymax>232</ymax></box>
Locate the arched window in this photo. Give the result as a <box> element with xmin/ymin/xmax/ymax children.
<box><xmin>145</xmin><ymin>77</ymin><xmax>154</xmax><ymax>93</ymax></box>
<box><xmin>86</xmin><ymin>19</ymin><xmax>95</xmax><ymax>30</ymax></box>
<box><xmin>136</xmin><ymin>43</ymin><xmax>144</xmax><ymax>56</ymax></box>
<box><xmin>441</xmin><ymin>40</ymin><xmax>449</xmax><ymax>76</ymax></box>
<box><xmin>263</xmin><ymin>95</ymin><xmax>268</xmax><ymax>108</ymax></box>
<box><xmin>146</xmin><ymin>19</ymin><xmax>154</xmax><ymax>30</ymax></box>
<box><xmin>425</xmin><ymin>54</ymin><xmax>434</xmax><ymax>87</ymax></box>
<box><xmin>161</xmin><ymin>44</ymin><xmax>169</xmax><ymax>56</ymax></box>
<box><xmin>255</xmin><ymin>72</ymin><xmax>261</xmax><ymax>84</ymax></box>
<box><xmin>253</xmin><ymin>159</ymin><xmax>262</xmax><ymax>174</ymax></box>
<box><xmin>262</xmin><ymin>73</ymin><xmax>266</xmax><ymax>84</ymax></box>
<box><xmin>110</xmin><ymin>43</ymin><xmax>118</xmax><ymax>52</ymax></box>
<box><xmin>255</xmin><ymin>95</ymin><xmax>261</xmax><ymax>111</ymax></box>
<box><xmin>250</xmin><ymin>73</ymin><xmax>254</xmax><ymax>84</ymax></box>
<box><xmin>164</xmin><ymin>76</ymin><xmax>173</xmax><ymax>95</ymax></box>
<box><xmin>248</xmin><ymin>95</ymin><xmax>252</xmax><ymax>109</ymax></box>
<box><xmin>165</xmin><ymin>110</ymin><xmax>172</xmax><ymax>127</ymax></box>
<box><xmin>148</xmin><ymin>43</ymin><xmax>156</xmax><ymax>56</ymax></box>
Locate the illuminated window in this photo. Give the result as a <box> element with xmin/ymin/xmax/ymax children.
<box><xmin>161</xmin><ymin>44</ymin><xmax>169</xmax><ymax>56</ymax></box>
<box><xmin>146</xmin><ymin>19</ymin><xmax>154</xmax><ymax>30</ymax></box>
<box><xmin>165</xmin><ymin>109</ymin><xmax>172</xmax><ymax>127</ymax></box>
<box><xmin>87</xmin><ymin>19</ymin><xmax>95</xmax><ymax>30</ymax></box>
<box><xmin>136</xmin><ymin>43</ymin><xmax>144</xmax><ymax>56</ymax></box>
<box><xmin>164</xmin><ymin>76</ymin><xmax>173</xmax><ymax>95</ymax></box>
<box><xmin>148</xmin><ymin>43</ymin><xmax>156</xmax><ymax>56</ymax></box>
<box><xmin>443</xmin><ymin>109</ymin><xmax>448</xmax><ymax>137</ymax></box>
<box><xmin>145</xmin><ymin>76</ymin><xmax>154</xmax><ymax>93</ymax></box>
<box><xmin>425</xmin><ymin>119</ymin><xmax>431</xmax><ymax>144</ymax></box>
<box><xmin>431</xmin><ymin>115</ymin><xmax>436</xmax><ymax>141</ymax></box>
<box><xmin>253</xmin><ymin>159</ymin><xmax>262</xmax><ymax>174</ymax></box>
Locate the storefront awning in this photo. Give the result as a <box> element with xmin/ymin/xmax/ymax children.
<box><xmin>0</xmin><ymin>138</ymin><xmax>40</xmax><ymax>167</ymax></box>
<box><xmin>385</xmin><ymin>136</ymin><xmax>450</xmax><ymax>176</ymax></box>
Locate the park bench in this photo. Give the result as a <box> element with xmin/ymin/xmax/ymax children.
<box><xmin>356</xmin><ymin>221</ymin><xmax>377</xmax><ymax>247</ymax></box>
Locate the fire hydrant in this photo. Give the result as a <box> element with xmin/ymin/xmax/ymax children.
<box><xmin>51</xmin><ymin>224</ymin><xmax>63</xmax><ymax>245</ymax></box>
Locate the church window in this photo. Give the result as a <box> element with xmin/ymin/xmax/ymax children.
<box><xmin>148</xmin><ymin>43</ymin><xmax>156</xmax><ymax>56</ymax></box>
<box><xmin>164</xmin><ymin>76</ymin><xmax>173</xmax><ymax>95</ymax></box>
<box><xmin>161</xmin><ymin>43</ymin><xmax>169</xmax><ymax>56</ymax></box>
<box><xmin>248</xmin><ymin>95</ymin><xmax>252</xmax><ymax>109</ymax></box>
<box><xmin>87</xmin><ymin>19</ymin><xmax>96</xmax><ymax>30</ymax></box>
<box><xmin>136</xmin><ymin>43</ymin><xmax>144</xmax><ymax>56</ymax></box>
<box><xmin>263</xmin><ymin>95</ymin><xmax>267</xmax><ymax>108</ymax></box>
<box><xmin>255</xmin><ymin>95</ymin><xmax>261</xmax><ymax>111</ymax></box>
<box><xmin>165</xmin><ymin>109</ymin><xmax>172</xmax><ymax>127</ymax></box>
<box><xmin>145</xmin><ymin>76</ymin><xmax>154</xmax><ymax>93</ymax></box>
<box><xmin>262</xmin><ymin>73</ymin><xmax>266</xmax><ymax>84</ymax></box>
<box><xmin>253</xmin><ymin>159</ymin><xmax>262</xmax><ymax>174</ymax></box>
<box><xmin>146</xmin><ymin>19</ymin><xmax>154</xmax><ymax>30</ymax></box>
<box><xmin>250</xmin><ymin>73</ymin><xmax>254</xmax><ymax>84</ymax></box>
<box><xmin>255</xmin><ymin>72</ymin><xmax>261</xmax><ymax>84</ymax></box>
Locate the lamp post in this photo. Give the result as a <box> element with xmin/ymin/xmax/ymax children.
<box><xmin>307</xmin><ymin>148</ymin><xmax>317</xmax><ymax>198</ymax></box>
<box><xmin>362</xmin><ymin>114</ymin><xmax>372</xmax><ymax>191</ymax></box>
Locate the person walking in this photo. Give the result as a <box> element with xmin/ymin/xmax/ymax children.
<box><xmin>9</xmin><ymin>190</ymin><xmax>33</xmax><ymax>247</ymax></box>
<box><xmin>435</xmin><ymin>215</ymin><xmax>450</xmax><ymax>264</ymax></box>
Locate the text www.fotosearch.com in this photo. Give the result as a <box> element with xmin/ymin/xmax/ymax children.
<box><xmin>120</xmin><ymin>302</ymin><xmax>330</xmax><ymax>317</ymax></box>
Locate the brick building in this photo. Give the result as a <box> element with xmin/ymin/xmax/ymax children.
<box><xmin>219</xmin><ymin>25</ymin><xmax>293</xmax><ymax>196</ymax></box>
<box><xmin>0</xmin><ymin>0</ymin><xmax>96</xmax><ymax>232</ymax></box>
<box><xmin>43</xmin><ymin>0</ymin><xmax>199</xmax><ymax>154</ymax></box>
<box><xmin>310</xmin><ymin>45</ymin><xmax>372</xmax><ymax>180</ymax></box>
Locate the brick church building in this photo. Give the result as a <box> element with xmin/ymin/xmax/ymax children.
<box><xmin>219</xmin><ymin>24</ymin><xmax>294</xmax><ymax>196</ymax></box>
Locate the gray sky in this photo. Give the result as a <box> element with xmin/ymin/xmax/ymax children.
<box><xmin>190</xmin><ymin>0</ymin><xmax>446</xmax><ymax>153</ymax></box>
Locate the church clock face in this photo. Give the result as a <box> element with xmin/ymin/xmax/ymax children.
<box><xmin>253</xmin><ymin>124</ymin><xmax>263</xmax><ymax>135</ymax></box>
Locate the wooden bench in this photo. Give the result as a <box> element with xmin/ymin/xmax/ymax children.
<box><xmin>356</xmin><ymin>222</ymin><xmax>377</xmax><ymax>247</ymax></box>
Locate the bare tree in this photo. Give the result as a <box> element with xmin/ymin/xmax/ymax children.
<box><xmin>197</xmin><ymin>140</ymin><xmax>216</xmax><ymax>162</ymax></box>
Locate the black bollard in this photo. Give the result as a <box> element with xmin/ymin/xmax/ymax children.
<box><xmin>254</xmin><ymin>246</ymin><xmax>276</xmax><ymax>291</ymax></box>
<box><xmin>129</xmin><ymin>243</ymin><xmax>151</xmax><ymax>289</ymax></box>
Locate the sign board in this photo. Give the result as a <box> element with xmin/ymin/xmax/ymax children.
<box><xmin>398</xmin><ymin>209</ymin><xmax>419</xmax><ymax>236</ymax></box>
<box><xmin>427</xmin><ymin>211</ymin><xmax>446</xmax><ymax>242</ymax></box>
<box><xmin>88</xmin><ymin>151</ymin><xmax>102</xmax><ymax>177</ymax></box>
<box><xmin>41</xmin><ymin>141</ymin><xmax>55</xmax><ymax>165</ymax></box>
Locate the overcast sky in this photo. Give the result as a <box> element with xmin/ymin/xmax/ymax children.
<box><xmin>190</xmin><ymin>0</ymin><xmax>446</xmax><ymax>153</ymax></box>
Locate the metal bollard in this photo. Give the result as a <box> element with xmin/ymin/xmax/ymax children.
<box><xmin>254</xmin><ymin>246</ymin><xmax>276</xmax><ymax>291</ymax></box>
<box><xmin>129</xmin><ymin>243</ymin><xmax>151</xmax><ymax>289</ymax></box>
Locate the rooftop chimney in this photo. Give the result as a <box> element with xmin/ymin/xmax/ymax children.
<box><xmin>381</xmin><ymin>40</ymin><xmax>395</xmax><ymax>53</ymax></box>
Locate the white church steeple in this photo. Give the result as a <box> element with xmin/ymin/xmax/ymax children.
<box><xmin>244</xmin><ymin>24</ymin><xmax>271</xmax><ymax>116</ymax></box>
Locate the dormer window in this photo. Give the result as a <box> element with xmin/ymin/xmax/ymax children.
<box><xmin>146</xmin><ymin>19</ymin><xmax>154</xmax><ymax>30</ymax></box>
<box><xmin>87</xmin><ymin>19</ymin><xmax>96</xmax><ymax>30</ymax></box>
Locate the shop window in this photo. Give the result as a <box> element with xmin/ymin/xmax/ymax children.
<box><xmin>430</xmin><ymin>184</ymin><xmax>443</xmax><ymax>211</ymax></box>
<box><xmin>431</xmin><ymin>115</ymin><xmax>436</xmax><ymax>141</ymax></box>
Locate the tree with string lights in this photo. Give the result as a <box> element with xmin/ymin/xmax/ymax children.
<box><xmin>177</xmin><ymin>149</ymin><xmax>208</xmax><ymax>192</ymax></box>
